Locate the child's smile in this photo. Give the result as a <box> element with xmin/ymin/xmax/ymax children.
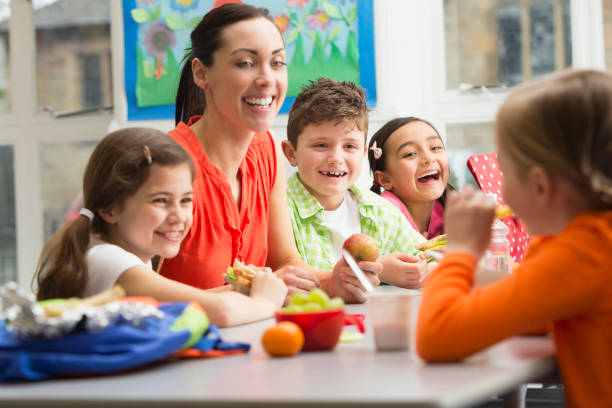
<box><xmin>283</xmin><ymin>120</ymin><xmax>366</xmax><ymax>210</ymax></box>
<box><xmin>377</xmin><ymin>121</ymin><xmax>449</xmax><ymax>203</ymax></box>
<box><xmin>319</xmin><ymin>170</ymin><xmax>348</xmax><ymax>178</ymax></box>
<box><xmin>102</xmin><ymin>163</ymin><xmax>194</xmax><ymax>263</ymax></box>
<box><xmin>417</xmin><ymin>170</ymin><xmax>442</xmax><ymax>184</ymax></box>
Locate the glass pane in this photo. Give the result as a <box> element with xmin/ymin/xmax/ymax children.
<box><xmin>33</xmin><ymin>0</ymin><xmax>112</xmax><ymax>113</ymax></box>
<box><xmin>603</xmin><ymin>0</ymin><xmax>612</xmax><ymax>71</ymax></box>
<box><xmin>0</xmin><ymin>145</ymin><xmax>16</xmax><ymax>284</ymax></box>
<box><xmin>445</xmin><ymin>122</ymin><xmax>495</xmax><ymax>190</ymax></box>
<box><xmin>0</xmin><ymin>0</ymin><xmax>10</xmax><ymax>114</ymax></box>
<box><xmin>444</xmin><ymin>0</ymin><xmax>572</xmax><ymax>89</ymax></box>
<box><xmin>40</xmin><ymin>141</ymin><xmax>96</xmax><ymax>240</ymax></box>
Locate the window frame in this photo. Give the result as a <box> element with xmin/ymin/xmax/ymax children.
<box><xmin>3</xmin><ymin>0</ymin><xmax>114</xmax><ymax>289</ymax></box>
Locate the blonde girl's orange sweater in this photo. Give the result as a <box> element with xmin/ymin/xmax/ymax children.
<box><xmin>417</xmin><ymin>211</ymin><xmax>612</xmax><ymax>407</ymax></box>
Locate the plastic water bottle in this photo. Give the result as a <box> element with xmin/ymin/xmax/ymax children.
<box><xmin>482</xmin><ymin>193</ymin><xmax>513</xmax><ymax>274</ymax></box>
<box><xmin>484</xmin><ymin>218</ymin><xmax>512</xmax><ymax>274</ymax></box>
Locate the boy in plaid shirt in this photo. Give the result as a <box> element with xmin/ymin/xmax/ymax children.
<box><xmin>281</xmin><ymin>78</ymin><xmax>428</xmax><ymax>289</ymax></box>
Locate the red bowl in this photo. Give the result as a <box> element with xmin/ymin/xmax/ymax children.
<box><xmin>275</xmin><ymin>309</ymin><xmax>365</xmax><ymax>351</ymax></box>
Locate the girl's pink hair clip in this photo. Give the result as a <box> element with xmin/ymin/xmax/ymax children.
<box><xmin>370</xmin><ymin>141</ymin><xmax>382</xmax><ymax>159</ymax></box>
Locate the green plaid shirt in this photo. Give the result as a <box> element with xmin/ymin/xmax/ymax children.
<box><xmin>287</xmin><ymin>173</ymin><xmax>426</xmax><ymax>270</ymax></box>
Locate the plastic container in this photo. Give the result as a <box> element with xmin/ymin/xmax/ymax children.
<box><xmin>275</xmin><ymin>309</ymin><xmax>365</xmax><ymax>351</ymax></box>
<box><xmin>368</xmin><ymin>291</ymin><xmax>414</xmax><ymax>351</ymax></box>
<box><xmin>484</xmin><ymin>218</ymin><xmax>513</xmax><ymax>274</ymax></box>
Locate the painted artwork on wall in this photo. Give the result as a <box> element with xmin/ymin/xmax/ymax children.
<box><xmin>123</xmin><ymin>0</ymin><xmax>375</xmax><ymax>121</ymax></box>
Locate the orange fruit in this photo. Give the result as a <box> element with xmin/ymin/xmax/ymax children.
<box><xmin>261</xmin><ymin>321</ymin><xmax>304</xmax><ymax>357</ymax></box>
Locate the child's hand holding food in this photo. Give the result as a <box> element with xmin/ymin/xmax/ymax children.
<box><xmin>330</xmin><ymin>234</ymin><xmax>382</xmax><ymax>303</ymax></box>
<box><xmin>444</xmin><ymin>185</ymin><xmax>496</xmax><ymax>259</ymax></box>
<box><xmin>378</xmin><ymin>253</ymin><xmax>427</xmax><ymax>289</ymax></box>
<box><xmin>250</xmin><ymin>269</ymin><xmax>288</xmax><ymax>310</ymax></box>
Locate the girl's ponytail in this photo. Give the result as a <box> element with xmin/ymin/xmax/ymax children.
<box><xmin>370</xmin><ymin>181</ymin><xmax>382</xmax><ymax>195</ymax></box>
<box><xmin>34</xmin><ymin>214</ymin><xmax>92</xmax><ymax>300</ymax></box>
<box><xmin>34</xmin><ymin>128</ymin><xmax>194</xmax><ymax>301</ymax></box>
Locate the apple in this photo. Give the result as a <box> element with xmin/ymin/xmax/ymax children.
<box><xmin>342</xmin><ymin>233</ymin><xmax>379</xmax><ymax>262</ymax></box>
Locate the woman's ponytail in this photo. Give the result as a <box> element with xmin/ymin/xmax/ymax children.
<box><xmin>175</xmin><ymin>55</ymin><xmax>205</xmax><ymax>125</ymax></box>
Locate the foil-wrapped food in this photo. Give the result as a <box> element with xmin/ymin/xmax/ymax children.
<box><xmin>0</xmin><ymin>282</ymin><xmax>164</xmax><ymax>339</ymax></box>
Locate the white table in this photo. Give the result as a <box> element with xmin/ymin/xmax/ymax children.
<box><xmin>0</xmin><ymin>304</ymin><xmax>556</xmax><ymax>408</ymax></box>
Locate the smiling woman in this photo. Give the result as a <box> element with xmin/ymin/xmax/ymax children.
<box><xmin>161</xmin><ymin>3</ymin><xmax>378</xmax><ymax>304</ymax></box>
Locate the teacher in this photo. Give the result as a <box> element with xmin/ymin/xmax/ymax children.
<box><xmin>160</xmin><ymin>3</ymin><xmax>379</xmax><ymax>302</ymax></box>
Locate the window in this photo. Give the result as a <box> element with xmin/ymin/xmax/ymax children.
<box><xmin>446</xmin><ymin>122</ymin><xmax>495</xmax><ymax>189</ymax></box>
<box><xmin>1</xmin><ymin>0</ymin><xmax>112</xmax><ymax>287</ymax></box>
<box><xmin>34</xmin><ymin>0</ymin><xmax>112</xmax><ymax>113</ymax></box>
<box><xmin>603</xmin><ymin>0</ymin><xmax>612</xmax><ymax>70</ymax></box>
<box><xmin>439</xmin><ymin>0</ymin><xmax>575</xmax><ymax>190</ymax></box>
<box><xmin>0</xmin><ymin>0</ymin><xmax>9</xmax><ymax>115</ymax></box>
<box><xmin>0</xmin><ymin>145</ymin><xmax>16</xmax><ymax>284</ymax></box>
<box><xmin>443</xmin><ymin>0</ymin><xmax>572</xmax><ymax>89</ymax></box>
<box><xmin>41</xmin><ymin>140</ymin><xmax>96</xmax><ymax>241</ymax></box>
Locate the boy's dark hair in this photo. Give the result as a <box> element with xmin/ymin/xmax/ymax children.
<box><xmin>287</xmin><ymin>77</ymin><xmax>368</xmax><ymax>147</ymax></box>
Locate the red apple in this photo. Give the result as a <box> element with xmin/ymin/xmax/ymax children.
<box><xmin>342</xmin><ymin>233</ymin><xmax>379</xmax><ymax>262</ymax></box>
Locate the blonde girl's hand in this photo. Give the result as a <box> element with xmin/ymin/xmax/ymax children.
<box><xmin>444</xmin><ymin>184</ymin><xmax>495</xmax><ymax>259</ymax></box>
<box><xmin>378</xmin><ymin>253</ymin><xmax>428</xmax><ymax>289</ymax></box>
<box><xmin>249</xmin><ymin>270</ymin><xmax>288</xmax><ymax>310</ymax></box>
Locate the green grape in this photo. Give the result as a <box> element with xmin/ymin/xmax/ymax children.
<box><xmin>302</xmin><ymin>302</ymin><xmax>323</xmax><ymax>312</ymax></box>
<box><xmin>307</xmin><ymin>288</ymin><xmax>330</xmax><ymax>307</ymax></box>
<box><xmin>325</xmin><ymin>297</ymin><xmax>344</xmax><ymax>310</ymax></box>
<box><xmin>289</xmin><ymin>292</ymin><xmax>309</xmax><ymax>306</ymax></box>
<box><xmin>281</xmin><ymin>304</ymin><xmax>304</xmax><ymax>314</ymax></box>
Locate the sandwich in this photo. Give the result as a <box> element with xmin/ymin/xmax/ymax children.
<box><xmin>415</xmin><ymin>234</ymin><xmax>447</xmax><ymax>262</ymax></box>
<box><xmin>415</xmin><ymin>234</ymin><xmax>447</xmax><ymax>253</ymax></box>
<box><xmin>223</xmin><ymin>259</ymin><xmax>258</xmax><ymax>294</ymax></box>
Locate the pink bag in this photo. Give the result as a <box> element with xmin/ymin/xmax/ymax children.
<box><xmin>467</xmin><ymin>153</ymin><xmax>530</xmax><ymax>263</ymax></box>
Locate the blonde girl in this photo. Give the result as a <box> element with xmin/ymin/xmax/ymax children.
<box><xmin>417</xmin><ymin>69</ymin><xmax>612</xmax><ymax>407</ymax></box>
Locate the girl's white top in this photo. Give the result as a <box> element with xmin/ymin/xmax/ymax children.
<box><xmin>84</xmin><ymin>240</ymin><xmax>152</xmax><ymax>297</ymax></box>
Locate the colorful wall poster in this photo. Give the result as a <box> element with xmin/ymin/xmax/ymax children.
<box><xmin>123</xmin><ymin>0</ymin><xmax>375</xmax><ymax>121</ymax></box>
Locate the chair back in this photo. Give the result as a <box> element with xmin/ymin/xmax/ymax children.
<box><xmin>466</xmin><ymin>153</ymin><xmax>530</xmax><ymax>263</ymax></box>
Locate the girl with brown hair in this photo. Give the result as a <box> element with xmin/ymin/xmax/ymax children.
<box><xmin>34</xmin><ymin>128</ymin><xmax>287</xmax><ymax>327</ymax></box>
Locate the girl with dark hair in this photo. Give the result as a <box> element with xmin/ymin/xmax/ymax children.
<box><xmin>162</xmin><ymin>4</ymin><xmax>378</xmax><ymax>303</ymax></box>
<box><xmin>34</xmin><ymin>128</ymin><xmax>287</xmax><ymax>327</ymax></box>
<box><xmin>368</xmin><ymin>117</ymin><xmax>451</xmax><ymax>239</ymax></box>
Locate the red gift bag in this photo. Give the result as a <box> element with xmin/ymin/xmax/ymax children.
<box><xmin>466</xmin><ymin>153</ymin><xmax>530</xmax><ymax>263</ymax></box>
